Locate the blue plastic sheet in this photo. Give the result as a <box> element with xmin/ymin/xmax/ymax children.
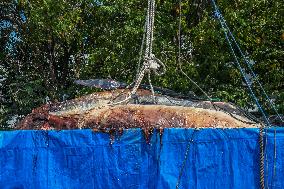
<box><xmin>0</xmin><ymin>128</ymin><xmax>284</xmax><ymax>189</ymax></box>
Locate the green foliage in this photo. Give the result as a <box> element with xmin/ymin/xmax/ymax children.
<box><xmin>0</xmin><ymin>0</ymin><xmax>283</xmax><ymax>127</ymax></box>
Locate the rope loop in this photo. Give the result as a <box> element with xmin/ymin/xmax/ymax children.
<box><xmin>143</xmin><ymin>54</ymin><xmax>166</xmax><ymax>76</ymax></box>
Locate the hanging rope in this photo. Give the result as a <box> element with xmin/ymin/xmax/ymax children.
<box><xmin>175</xmin><ymin>1</ymin><xmax>216</xmax><ymax>187</ymax></box>
<box><xmin>113</xmin><ymin>0</ymin><xmax>165</xmax><ymax>105</ymax></box>
<box><xmin>176</xmin><ymin>129</ymin><xmax>197</xmax><ymax>189</ymax></box>
<box><xmin>177</xmin><ymin>0</ymin><xmax>262</xmax><ymax>125</ymax></box>
<box><xmin>211</xmin><ymin>1</ymin><xmax>283</xmax><ymax>124</ymax></box>
<box><xmin>211</xmin><ymin>6</ymin><xmax>280</xmax><ymax>188</ymax></box>
<box><xmin>259</xmin><ymin>125</ymin><xmax>265</xmax><ymax>189</ymax></box>
<box><xmin>143</xmin><ymin>0</ymin><xmax>166</xmax><ymax>78</ymax></box>
<box><xmin>211</xmin><ymin>0</ymin><xmax>271</xmax><ymax>127</ymax></box>
<box><xmin>210</xmin><ymin>1</ymin><xmax>280</xmax><ymax>189</ymax></box>
<box><xmin>212</xmin><ymin>9</ymin><xmax>268</xmax><ymax>189</ymax></box>
<box><xmin>77</xmin><ymin>0</ymin><xmax>166</xmax><ymax>125</ymax></box>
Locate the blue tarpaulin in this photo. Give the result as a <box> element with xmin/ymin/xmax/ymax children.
<box><xmin>0</xmin><ymin>128</ymin><xmax>284</xmax><ymax>189</ymax></box>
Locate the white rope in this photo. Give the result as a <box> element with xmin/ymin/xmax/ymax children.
<box><xmin>145</xmin><ymin>0</ymin><xmax>152</xmax><ymax>56</ymax></box>
<box><xmin>148</xmin><ymin>72</ymin><xmax>155</xmax><ymax>96</ymax></box>
<box><xmin>113</xmin><ymin>0</ymin><xmax>165</xmax><ymax>105</ymax></box>
<box><xmin>149</xmin><ymin>0</ymin><xmax>156</xmax><ymax>55</ymax></box>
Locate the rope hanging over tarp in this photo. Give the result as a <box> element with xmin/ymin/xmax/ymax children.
<box><xmin>210</xmin><ymin>1</ymin><xmax>283</xmax><ymax>189</ymax></box>
<box><xmin>175</xmin><ymin>1</ymin><xmax>281</xmax><ymax>188</ymax></box>
<box><xmin>210</xmin><ymin>2</ymin><xmax>270</xmax><ymax>188</ymax></box>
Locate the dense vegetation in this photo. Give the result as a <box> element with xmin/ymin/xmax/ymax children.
<box><xmin>0</xmin><ymin>0</ymin><xmax>283</xmax><ymax>127</ymax></box>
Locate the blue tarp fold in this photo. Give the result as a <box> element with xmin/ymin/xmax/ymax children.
<box><xmin>0</xmin><ymin>128</ymin><xmax>284</xmax><ymax>189</ymax></box>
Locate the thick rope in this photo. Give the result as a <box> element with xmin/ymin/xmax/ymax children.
<box><xmin>259</xmin><ymin>125</ymin><xmax>265</xmax><ymax>189</ymax></box>
<box><xmin>149</xmin><ymin>0</ymin><xmax>155</xmax><ymax>55</ymax></box>
<box><xmin>112</xmin><ymin>66</ymin><xmax>147</xmax><ymax>105</ymax></box>
<box><xmin>112</xmin><ymin>0</ymin><xmax>165</xmax><ymax>105</ymax></box>
<box><xmin>145</xmin><ymin>0</ymin><xmax>152</xmax><ymax>56</ymax></box>
<box><xmin>265</xmin><ymin>128</ymin><xmax>269</xmax><ymax>189</ymax></box>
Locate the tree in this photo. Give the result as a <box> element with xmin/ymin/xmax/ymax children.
<box><xmin>0</xmin><ymin>0</ymin><xmax>283</xmax><ymax>127</ymax></box>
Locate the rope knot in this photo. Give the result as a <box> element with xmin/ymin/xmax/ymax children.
<box><xmin>144</xmin><ymin>54</ymin><xmax>166</xmax><ymax>76</ymax></box>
